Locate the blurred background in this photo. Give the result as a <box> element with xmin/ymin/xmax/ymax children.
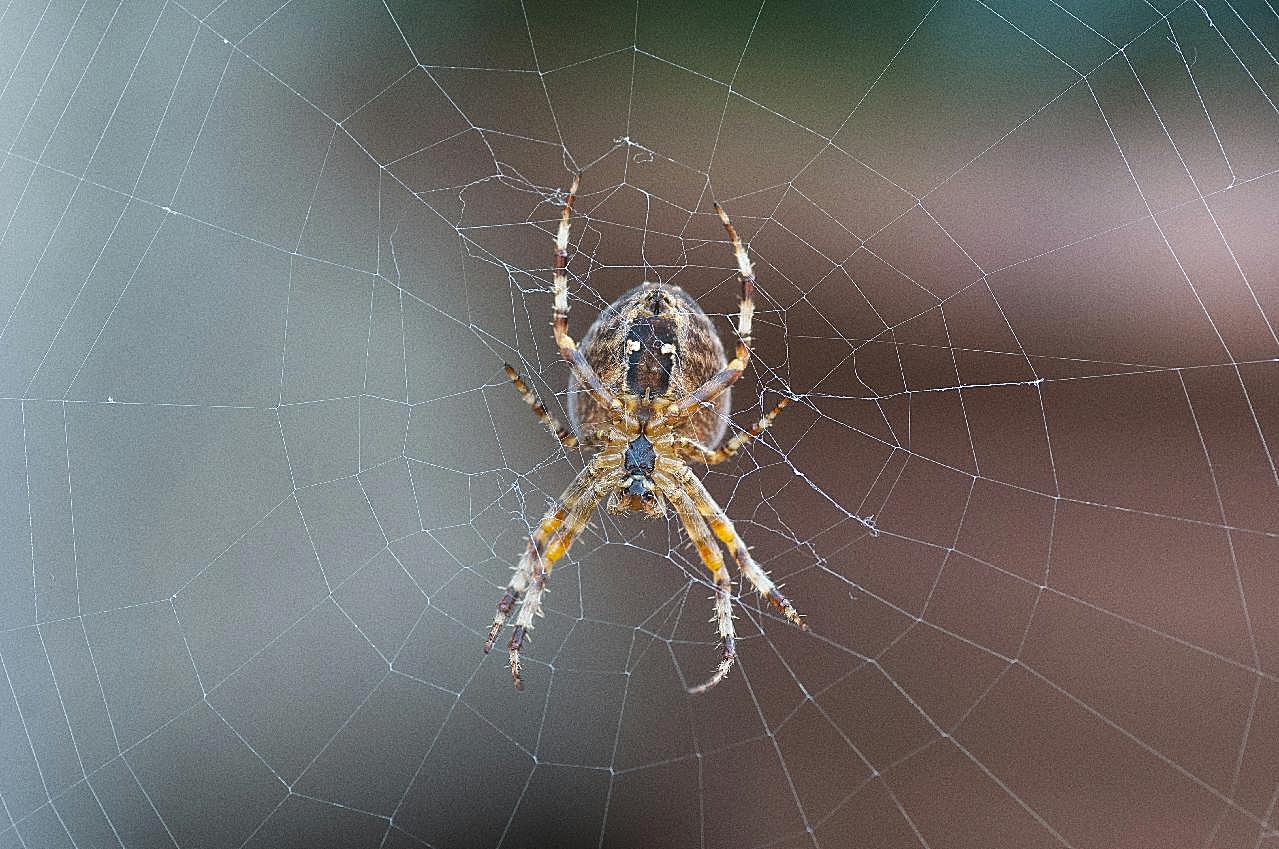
<box><xmin>1</xmin><ymin>1</ymin><xmax>1278</xmax><ymax>847</ymax></box>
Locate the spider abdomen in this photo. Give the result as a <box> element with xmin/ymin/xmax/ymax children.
<box><xmin>569</xmin><ymin>282</ymin><xmax>729</xmax><ymax>446</ymax></box>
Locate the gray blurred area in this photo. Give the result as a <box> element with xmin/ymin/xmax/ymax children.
<box><xmin>2</xmin><ymin>1</ymin><xmax>1279</xmax><ymax>848</ymax></box>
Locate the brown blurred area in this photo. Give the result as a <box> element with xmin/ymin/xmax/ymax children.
<box><xmin>373</xmin><ymin>2</ymin><xmax>1279</xmax><ymax>847</ymax></box>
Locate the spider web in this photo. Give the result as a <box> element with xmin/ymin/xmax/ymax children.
<box><xmin>1</xmin><ymin>0</ymin><xmax>1278</xmax><ymax>847</ymax></box>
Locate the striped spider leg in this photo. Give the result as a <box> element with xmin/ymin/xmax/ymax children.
<box><xmin>484</xmin><ymin>446</ymin><xmax>623</xmax><ymax>689</ymax></box>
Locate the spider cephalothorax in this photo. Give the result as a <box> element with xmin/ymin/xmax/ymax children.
<box><xmin>609</xmin><ymin>432</ymin><xmax>664</xmax><ymax>517</ymax></box>
<box><xmin>485</xmin><ymin>176</ymin><xmax>807</xmax><ymax>693</ymax></box>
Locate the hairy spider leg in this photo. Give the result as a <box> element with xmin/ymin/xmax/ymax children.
<box><xmin>483</xmin><ymin>475</ymin><xmax>588</xmax><ymax>653</ymax></box>
<box><xmin>503</xmin><ymin>364</ymin><xmax>578</xmax><ymax>448</ymax></box>
<box><xmin>666</xmin><ymin>460</ymin><xmax>807</xmax><ymax>631</ymax></box>
<box><xmin>484</xmin><ymin>452</ymin><xmax>620</xmax><ymax>662</ymax></box>
<box><xmin>550</xmin><ymin>175</ymin><xmax>630</xmax><ymax>421</ymax></box>
<box><xmin>677</xmin><ymin>396</ymin><xmax>792</xmax><ymax>465</ymax></box>
<box><xmin>506</xmin><ymin>476</ymin><xmax>614</xmax><ymax>690</ymax></box>
<box><xmin>651</xmin><ymin>203</ymin><xmax>756</xmax><ymax>431</ymax></box>
<box><xmin>667</xmin><ymin>485</ymin><xmax>738</xmax><ymax>694</ymax></box>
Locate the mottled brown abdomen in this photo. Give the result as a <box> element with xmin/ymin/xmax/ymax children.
<box><xmin>569</xmin><ymin>283</ymin><xmax>730</xmax><ymax>446</ymax></box>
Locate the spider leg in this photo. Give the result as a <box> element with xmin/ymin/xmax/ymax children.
<box><xmin>677</xmin><ymin>396</ymin><xmax>791</xmax><ymax>465</ymax></box>
<box><xmin>490</xmin><ymin>452</ymin><xmax>622</xmax><ymax>690</ymax></box>
<box><xmin>503</xmin><ymin>364</ymin><xmax>578</xmax><ymax>448</ymax></box>
<box><xmin>650</xmin><ymin>202</ymin><xmax>755</xmax><ymax>431</ymax></box>
<box><xmin>505</xmin><ymin>476</ymin><xmax>612</xmax><ymax>690</ymax></box>
<box><xmin>484</xmin><ymin>454</ymin><xmax>619</xmax><ymax>669</ymax></box>
<box><xmin>549</xmin><ymin>175</ymin><xmax>627</xmax><ymax>418</ymax></box>
<box><xmin>663</xmin><ymin>458</ymin><xmax>807</xmax><ymax>631</ymax></box>
<box><xmin>665</xmin><ymin>484</ymin><xmax>737</xmax><ymax>694</ymax></box>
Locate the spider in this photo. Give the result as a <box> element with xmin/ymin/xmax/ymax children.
<box><xmin>484</xmin><ymin>176</ymin><xmax>807</xmax><ymax>694</ymax></box>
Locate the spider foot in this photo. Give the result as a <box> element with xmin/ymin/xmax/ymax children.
<box><xmin>508</xmin><ymin>625</ymin><xmax>528</xmax><ymax>691</ymax></box>
<box><xmin>483</xmin><ymin>623</ymin><xmax>504</xmax><ymax>654</ymax></box>
<box><xmin>765</xmin><ymin>587</ymin><xmax>808</xmax><ymax>631</ymax></box>
<box><xmin>483</xmin><ymin>589</ymin><xmax>519</xmax><ymax>653</ymax></box>
<box><xmin>687</xmin><ymin>636</ymin><xmax>736</xmax><ymax>695</ymax></box>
